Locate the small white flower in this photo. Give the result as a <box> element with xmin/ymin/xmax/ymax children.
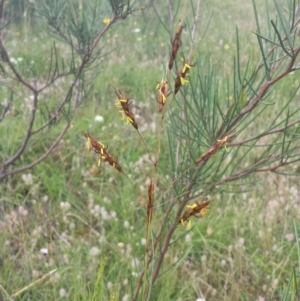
<box><xmin>89</xmin><ymin>247</ymin><xmax>100</xmax><ymax>257</ymax></box>
<box><xmin>206</xmin><ymin>227</ymin><xmax>213</xmax><ymax>235</ymax></box>
<box><xmin>32</xmin><ymin>269</ymin><xmax>40</xmax><ymax>278</ymax></box>
<box><xmin>94</xmin><ymin>115</ymin><xmax>104</xmax><ymax>122</ymax></box>
<box><xmin>59</xmin><ymin>202</ymin><xmax>71</xmax><ymax>211</ymax></box>
<box><xmin>100</xmin><ymin>207</ymin><xmax>109</xmax><ymax>219</ymax></box>
<box><xmin>88</xmin><ymin>194</ymin><xmax>94</xmax><ymax>205</ymax></box>
<box><xmin>131</xmin><ymin>257</ymin><xmax>140</xmax><ymax>268</ymax></box>
<box><xmin>126</xmin><ymin>243</ymin><xmax>133</xmax><ymax>256</ymax></box>
<box><xmin>185</xmin><ymin>234</ymin><xmax>192</xmax><ymax>243</ymax></box>
<box><xmin>41</xmin><ymin>195</ymin><xmax>49</xmax><ymax>203</ymax></box>
<box><xmin>122</xmin><ymin>294</ymin><xmax>130</xmax><ymax>301</ymax></box>
<box><xmin>285</xmin><ymin>233</ymin><xmax>294</xmax><ymax>241</ymax></box>
<box><xmin>22</xmin><ymin>173</ymin><xmax>33</xmax><ymax>185</ymax></box>
<box><xmin>272</xmin><ymin>278</ymin><xmax>279</xmax><ymax>289</ymax></box>
<box><xmin>238</xmin><ymin>237</ymin><xmax>245</xmax><ymax>246</ymax></box>
<box><xmin>201</xmin><ymin>255</ymin><xmax>207</xmax><ymax>263</ymax></box>
<box><xmin>94</xmin><ymin>204</ymin><xmax>101</xmax><ymax>213</ymax></box>
<box><xmin>133</xmin><ymin>28</ymin><xmax>141</xmax><ymax>33</ymax></box>
<box><xmin>18</xmin><ymin>206</ymin><xmax>28</xmax><ymax>216</ymax></box>
<box><xmin>140</xmin><ymin>238</ymin><xmax>146</xmax><ymax>245</ymax></box>
<box><xmin>62</xmin><ymin>216</ymin><xmax>69</xmax><ymax>224</ymax></box>
<box><xmin>59</xmin><ymin>288</ymin><xmax>68</xmax><ymax>298</ymax></box>
<box><xmin>40</xmin><ymin>248</ymin><xmax>48</xmax><ymax>255</ymax></box>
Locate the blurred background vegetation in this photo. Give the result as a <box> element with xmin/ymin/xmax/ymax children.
<box><xmin>0</xmin><ymin>0</ymin><xmax>300</xmax><ymax>300</ymax></box>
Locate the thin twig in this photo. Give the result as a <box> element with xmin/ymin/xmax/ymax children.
<box><xmin>88</xmin><ymin>7</ymin><xmax>136</xmax><ymax>59</ymax></box>
<box><xmin>0</xmin><ymin>283</ymin><xmax>13</xmax><ymax>301</ymax></box>
<box><xmin>0</xmin><ymin>121</ymin><xmax>70</xmax><ymax>180</ymax></box>
<box><xmin>0</xmin><ymin>101</ymin><xmax>11</xmax><ymax>122</ymax></box>
<box><xmin>229</xmin><ymin>46</ymin><xmax>300</xmax><ymax>129</ymax></box>
<box><xmin>0</xmin><ymin>39</ymin><xmax>36</xmax><ymax>92</ymax></box>
<box><xmin>2</xmin><ymin>92</ymin><xmax>39</xmax><ymax>168</ymax></box>
<box><xmin>228</xmin><ymin>118</ymin><xmax>300</xmax><ymax>146</ymax></box>
<box><xmin>168</xmin><ymin>0</ymin><xmax>174</xmax><ymax>31</ymax></box>
<box><xmin>188</xmin><ymin>0</ymin><xmax>201</xmax><ymax>59</ymax></box>
<box><xmin>11</xmin><ymin>269</ymin><xmax>57</xmax><ymax>298</ymax></box>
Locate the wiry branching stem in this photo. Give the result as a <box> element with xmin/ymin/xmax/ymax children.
<box><xmin>133</xmin><ymin>2</ymin><xmax>300</xmax><ymax>300</ymax></box>
<box><xmin>0</xmin><ymin>1</ymin><xmax>137</xmax><ymax>180</ymax></box>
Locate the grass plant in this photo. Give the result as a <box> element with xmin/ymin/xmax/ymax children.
<box><xmin>1</xmin><ymin>0</ymin><xmax>300</xmax><ymax>301</ymax></box>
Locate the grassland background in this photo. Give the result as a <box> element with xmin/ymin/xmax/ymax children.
<box><xmin>0</xmin><ymin>0</ymin><xmax>300</xmax><ymax>301</ymax></box>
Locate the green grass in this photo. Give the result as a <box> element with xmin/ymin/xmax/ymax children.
<box><xmin>1</xmin><ymin>0</ymin><xmax>300</xmax><ymax>300</ymax></box>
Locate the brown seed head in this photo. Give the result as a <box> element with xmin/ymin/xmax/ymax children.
<box><xmin>168</xmin><ymin>21</ymin><xmax>185</xmax><ymax>70</ymax></box>
<box><xmin>178</xmin><ymin>198</ymin><xmax>210</xmax><ymax>225</ymax></box>
<box><xmin>174</xmin><ymin>61</ymin><xmax>195</xmax><ymax>94</ymax></box>
<box><xmin>82</xmin><ymin>131</ymin><xmax>123</xmax><ymax>172</ymax></box>
<box><xmin>115</xmin><ymin>90</ymin><xmax>138</xmax><ymax>130</ymax></box>
<box><xmin>156</xmin><ymin>80</ymin><xmax>170</xmax><ymax>112</ymax></box>
<box><xmin>195</xmin><ymin>133</ymin><xmax>235</xmax><ymax>164</ymax></box>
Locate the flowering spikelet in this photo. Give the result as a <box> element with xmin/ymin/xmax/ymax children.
<box><xmin>195</xmin><ymin>133</ymin><xmax>235</xmax><ymax>164</ymax></box>
<box><xmin>169</xmin><ymin>21</ymin><xmax>185</xmax><ymax>70</ymax></box>
<box><xmin>156</xmin><ymin>80</ymin><xmax>170</xmax><ymax>112</ymax></box>
<box><xmin>178</xmin><ymin>198</ymin><xmax>210</xmax><ymax>226</ymax></box>
<box><xmin>83</xmin><ymin>131</ymin><xmax>122</xmax><ymax>172</ymax></box>
<box><xmin>174</xmin><ymin>61</ymin><xmax>195</xmax><ymax>95</ymax></box>
<box><xmin>115</xmin><ymin>90</ymin><xmax>138</xmax><ymax>130</ymax></box>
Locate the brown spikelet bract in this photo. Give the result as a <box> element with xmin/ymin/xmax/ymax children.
<box><xmin>178</xmin><ymin>198</ymin><xmax>210</xmax><ymax>226</ymax></box>
<box><xmin>147</xmin><ymin>180</ymin><xmax>154</xmax><ymax>225</ymax></box>
<box><xmin>83</xmin><ymin>131</ymin><xmax>122</xmax><ymax>172</ymax></box>
<box><xmin>195</xmin><ymin>133</ymin><xmax>235</xmax><ymax>164</ymax></box>
<box><xmin>115</xmin><ymin>90</ymin><xmax>138</xmax><ymax>130</ymax></box>
<box><xmin>169</xmin><ymin>21</ymin><xmax>185</xmax><ymax>70</ymax></box>
<box><xmin>156</xmin><ymin>80</ymin><xmax>170</xmax><ymax>112</ymax></box>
